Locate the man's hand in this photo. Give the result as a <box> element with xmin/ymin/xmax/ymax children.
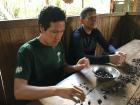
<box><xmin>57</xmin><ymin>86</ymin><xmax>85</xmax><ymax>103</ymax></box>
<box><xmin>74</xmin><ymin>57</ymin><xmax>90</xmax><ymax>71</ymax></box>
<box><xmin>115</xmin><ymin>51</ymin><xmax>127</xmax><ymax>64</ymax></box>
<box><xmin>116</xmin><ymin>51</ymin><xmax>127</xmax><ymax>58</ymax></box>
<box><xmin>109</xmin><ymin>51</ymin><xmax>127</xmax><ymax>65</ymax></box>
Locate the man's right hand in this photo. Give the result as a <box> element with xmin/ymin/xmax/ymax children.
<box><xmin>57</xmin><ymin>86</ymin><xmax>85</xmax><ymax>103</ymax></box>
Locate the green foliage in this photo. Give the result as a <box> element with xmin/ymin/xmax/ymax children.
<box><xmin>0</xmin><ymin>0</ymin><xmax>113</xmax><ymax>20</ymax></box>
<box><xmin>13</xmin><ymin>8</ymin><xmax>20</xmax><ymax>17</ymax></box>
<box><xmin>56</xmin><ymin>0</ymin><xmax>61</xmax><ymax>7</ymax></box>
<box><xmin>0</xmin><ymin>0</ymin><xmax>45</xmax><ymax>20</ymax></box>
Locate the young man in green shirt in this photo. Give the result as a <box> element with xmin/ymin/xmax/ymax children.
<box><xmin>14</xmin><ymin>6</ymin><xmax>89</xmax><ymax>103</ymax></box>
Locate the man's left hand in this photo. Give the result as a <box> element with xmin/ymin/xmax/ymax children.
<box><xmin>74</xmin><ymin>57</ymin><xmax>90</xmax><ymax>71</ymax></box>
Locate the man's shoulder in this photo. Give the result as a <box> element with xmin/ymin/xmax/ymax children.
<box><xmin>73</xmin><ymin>25</ymin><xmax>82</xmax><ymax>32</ymax></box>
<box><xmin>92</xmin><ymin>28</ymin><xmax>103</xmax><ymax>37</ymax></box>
<box><xmin>92</xmin><ymin>28</ymin><xmax>100</xmax><ymax>33</ymax></box>
<box><xmin>18</xmin><ymin>43</ymin><xmax>31</xmax><ymax>54</ymax></box>
<box><xmin>72</xmin><ymin>26</ymin><xmax>82</xmax><ymax>37</ymax></box>
<box><xmin>18</xmin><ymin>38</ymin><xmax>37</xmax><ymax>53</ymax></box>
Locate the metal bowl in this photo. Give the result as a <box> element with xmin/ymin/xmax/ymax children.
<box><xmin>92</xmin><ymin>65</ymin><xmax>120</xmax><ymax>81</ymax></box>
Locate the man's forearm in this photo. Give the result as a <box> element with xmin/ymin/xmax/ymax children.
<box><xmin>15</xmin><ymin>85</ymin><xmax>58</xmax><ymax>100</ymax></box>
<box><xmin>63</xmin><ymin>64</ymin><xmax>76</xmax><ymax>73</ymax></box>
<box><xmin>85</xmin><ymin>54</ymin><xmax>110</xmax><ymax>64</ymax></box>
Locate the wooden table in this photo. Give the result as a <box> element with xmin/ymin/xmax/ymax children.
<box><xmin>29</xmin><ymin>39</ymin><xmax>140</xmax><ymax>105</ymax></box>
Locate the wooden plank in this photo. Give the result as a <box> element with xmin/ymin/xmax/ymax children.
<box><xmin>118</xmin><ymin>39</ymin><xmax>140</xmax><ymax>65</ymax></box>
<box><xmin>128</xmin><ymin>85</ymin><xmax>140</xmax><ymax>105</ymax></box>
<box><xmin>30</xmin><ymin>66</ymin><xmax>139</xmax><ymax>105</ymax></box>
<box><xmin>0</xmin><ymin>19</ymin><xmax>38</xmax><ymax>29</ymax></box>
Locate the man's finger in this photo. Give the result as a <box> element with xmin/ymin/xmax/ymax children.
<box><xmin>70</xmin><ymin>95</ymin><xmax>80</xmax><ymax>103</ymax></box>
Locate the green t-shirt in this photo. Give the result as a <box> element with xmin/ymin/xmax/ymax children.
<box><xmin>15</xmin><ymin>37</ymin><xmax>65</xmax><ymax>86</ymax></box>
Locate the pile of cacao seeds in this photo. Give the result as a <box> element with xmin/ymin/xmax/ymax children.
<box><xmin>101</xmin><ymin>58</ymin><xmax>140</xmax><ymax>94</ymax></box>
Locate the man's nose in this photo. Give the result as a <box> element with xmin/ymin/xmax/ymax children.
<box><xmin>56</xmin><ymin>32</ymin><xmax>63</xmax><ymax>40</ymax></box>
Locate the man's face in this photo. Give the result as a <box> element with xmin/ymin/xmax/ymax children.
<box><xmin>82</xmin><ymin>11</ymin><xmax>97</xmax><ymax>30</ymax></box>
<box><xmin>43</xmin><ymin>21</ymin><xmax>65</xmax><ymax>47</ymax></box>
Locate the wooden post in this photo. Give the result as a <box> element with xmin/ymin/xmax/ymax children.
<box><xmin>110</xmin><ymin>0</ymin><xmax>115</xmax><ymax>13</ymax></box>
<box><xmin>82</xmin><ymin>0</ymin><xmax>84</xmax><ymax>8</ymax></box>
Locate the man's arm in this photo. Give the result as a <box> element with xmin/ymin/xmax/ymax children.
<box><xmin>64</xmin><ymin>57</ymin><xmax>89</xmax><ymax>73</ymax></box>
<box><xmin>95</xmin><ymin>29</ymin><xmax>116</xmax><ymax>54</ymax></box>
<box><xmin>94</xmin><ymin>29</ymin><xmax>127</xmax><ymax>65</ymax></box>
<box><xmin>14</xmin><ymin>78</ymin><xmax>85</xmax><ymax>103</ymax></box>
<box><xmin>14</xmin><ymin>78</ymin><xmax>58</xmax><ymax>100</ymax></box>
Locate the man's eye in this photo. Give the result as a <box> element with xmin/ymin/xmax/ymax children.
<box><xmin>52</xmin><ymin>31</ymin><xmax>57</xmax><ymax>33</ymax></box>
<box><xmin>51</xmin><ymin>31</ymin><xmax>58</xmax><ymax>34</ymax></box>
<box><xmin>52</xmin><ymin>31</ymin><xmax>64</xmax><ymax>34</ymax></box>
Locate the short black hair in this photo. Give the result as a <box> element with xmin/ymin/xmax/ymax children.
<box><xmin>80</xmin><ymin>7</ymin><xmax>96</xmax><ymax>19</ymax></box>
<box><xmin>38</xmin><ymin>6</ymin><xmax>66</xmax><ymax>30</ymax></box>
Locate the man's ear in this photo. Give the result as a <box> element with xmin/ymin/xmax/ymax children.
<box><xmin>80</xmin><ymin>17</ymin><xmax>84</xmax><ymax>24</ymax></box>
<box><xmin>39</xmin><ymin>25</ymin><xmax>45</xmax><ymax>32</ymax></box>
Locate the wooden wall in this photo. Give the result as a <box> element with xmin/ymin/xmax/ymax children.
<box><xmin>0</xmin><ymin>19</ymin><xmax>39</xmax><ymax>105</ymax></box>
<box><xmin>0</xmin><ymin>13</ymin><xmax>139</xmax><ymax>105</ymax></box>
<box><xmin>110</xmin><ymin>12</ymin><xmax>140</xmax><ymax>48</ymax></box>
